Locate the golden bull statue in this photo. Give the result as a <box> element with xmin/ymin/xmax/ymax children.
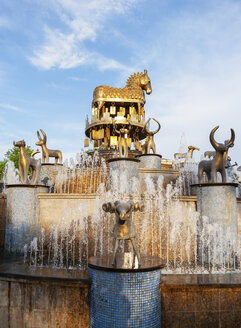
<box><xmin>142</xmin><ymin>118</ymin><xmax>161</xmax><ymax>154</ymax></box>
<box><xmin>13</xmin><ymin>140</ymin><xmax>41</xmax><ymax>185</ymax></box>
<box><xmin>198</xmin><ymin>126</ymin><xmax>235</xmax><ymax>183</ymax></box>
<box><xmin>102</xmin><ymin>201</ymin><xmax>144</xmax><ymax>267</ymax></box>
<box><xmin>36</xmin><ymin>129</ymin><xmax>62</xmax><ymax>164</ymax></box>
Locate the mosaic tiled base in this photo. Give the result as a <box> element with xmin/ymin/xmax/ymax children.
<box><xmin>89</xmin><ymin>268</ymin><xmax>161</xmax><ymax>328</ymax></box>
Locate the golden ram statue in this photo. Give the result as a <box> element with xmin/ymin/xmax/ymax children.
<box><xmin>92</xmin><ymin>69</ymin><xmax>152</xmax><ymax>115</ymax></box>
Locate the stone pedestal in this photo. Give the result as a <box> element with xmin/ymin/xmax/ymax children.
<box><xmin>108</xmin><ymin>158</ymin><xmax>140</xmax><ymax>194</ymax></box>
<box><xmin>191</xmin><ymin>183</ymin><xmax>238</xmax><ymax>267</ymax></box>
<box><xmin>138</xmin><ymin>154</ymin><xmax>162</xmax><ymax>169</ymax></box>
<box><xmin>39</xmin><ymin>163</ymin><xmax>63</xmax><ymax>187</ymax></box>
<box><xmin>137</xmin><ymin>154</ymin><xmax>180</xmax><ymax>192</ymax></box>
<box><xmin>89</xmin><ymin>255</ymin><xmax>163</xmax><ymax>328</ymax></box>
<box><xmin>4</xmin><ymin>184</ymin><xmax>49</xmax><ymax>254</ymax></box>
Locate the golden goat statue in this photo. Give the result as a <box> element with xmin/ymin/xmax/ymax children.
<box><xmin>198</xmin><ymin>126</ymin><xmax>235</xmax><ymax>183</ymax></box>
<box><xmin>13</xmin><ymin>140</ymin><xmax>41</xmax><ymax>185</ymax></box>
<box><xmin>36</xmin><ymin>129</ymin><xmax>62</xmax><ymax>164</ymax></box>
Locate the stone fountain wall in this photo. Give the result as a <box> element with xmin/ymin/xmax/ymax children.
<box><xmin>0</xmin><ymin>194</ymin><xmax>6</xmax><ymax>249</ymax></box>
<box><xmin>0</xmin><ymin>277</ymin><xmax>89</xmax><ymax>328</ymax></box>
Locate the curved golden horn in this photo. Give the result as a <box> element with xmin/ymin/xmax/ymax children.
<box><xmin>210</xmin><ymin>126</ymin><xmax>220</xmax><ymax>150</ymax></box>
<box><xmin>40</xmin><ymin>129</ymin><xmax>47</xmax><ymax>143</ymax></box>
<box><xmin>152</xmin><ymin>118</ymin><xmax>161</xmax><ymax>135</ymax></box>
<box><xmin>37</xmin><ymin>130</ymin><xmax>41</xmax><ymax>141</ymax></box>
<box><xmin>144</xmin><ymin>118</ymin><xmax>151</xmax><ymax>134</ymax></box>
<box><xmin>226</xmin><ymin>128</ymin><xmax>235</xmax><ymax>148</ymax></box>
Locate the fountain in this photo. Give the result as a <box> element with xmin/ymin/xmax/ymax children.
<box><xmin>0</xmin><ymin>70</ymin><xmax>240</xmax><ymax>327</ymax></box>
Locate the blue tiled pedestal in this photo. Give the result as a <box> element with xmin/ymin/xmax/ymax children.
<box><xmin>89</xmin><ymin>255</ymin><xmax>163</xmax><ymax>328</ymax></box>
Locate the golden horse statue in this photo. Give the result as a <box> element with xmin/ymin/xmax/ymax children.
<box><xmin>92</xmin><ymin>69</ymin><xmax>152</xmax><ymax>115</ymax></box>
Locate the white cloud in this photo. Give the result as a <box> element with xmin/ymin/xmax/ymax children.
<box><xmin>0</xmin><ymin>103</ymin><xmax>25</xmax><ymax>113</ymax></box>
<box><xmin>28</xmin><ymin>0</ymin><xmax>137</xmax><ymax>70</ymax></box>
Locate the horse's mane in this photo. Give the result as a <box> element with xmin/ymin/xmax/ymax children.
<box><xmin>126</xmin><ymin>72</ymin><xmax>143</xmax><ymax>88</ymax></box>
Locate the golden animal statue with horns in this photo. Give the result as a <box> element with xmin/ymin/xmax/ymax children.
<box><xmin>92</xmin><ymin>69</ymin><xmax>152</xmax><ymax>116</ymax></box>
<box><xmin>36</xmin><ymin>129</ymin><xmax>62</xmax><ymax>164</ymax></box>
<box><xmin>142</xmin><ymin>118</ymin><xmax>161</xmax><ymax>154</ymax></box>
<box><xmin>198</xmin><ymin>126</ymin><xmax>235</xmax><ymax>183</ymax></box>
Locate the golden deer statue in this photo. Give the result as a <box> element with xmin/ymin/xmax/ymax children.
<box><xmin>36</xmin><ymin>129</ymin><xmax>62</xmax><ymax>164</ymax></box>
<box><xmin>13</xmin><ymin>140</ymin><xmax>41</xmax><ymax>185</ymax></box>
<box><xmin>142</xmin><ymin>118</ymin><xmax>161</xmax><ymax>154</ymax></box>
<box><xmin>198</xmin><ymin>126</ymin><xmax>235</xmax><ymax>183</ymax></box>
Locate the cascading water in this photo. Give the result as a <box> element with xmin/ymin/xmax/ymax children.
<box><xmin>23</xmin><ymin>154</ymin><xmax>240</xmax><ymax>273</ymax></box>
<box><xmin>3</xmin><ymin>161</ymin><xmax>19</xmax><ymax>187</ymax></box>
<box><xmin>53</xmin><ymin>151</ymin><xmax>108</xmax><ymax>194</ymax></box>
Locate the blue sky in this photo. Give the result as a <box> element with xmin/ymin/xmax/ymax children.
<box><xmin>0</xmin><ymin>0</ymin><xmax>241</xmax><ymax>163</ymax></box>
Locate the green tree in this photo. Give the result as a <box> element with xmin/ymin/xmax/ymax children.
<box><xmin>0</xmin><ymin>145</ymin><xmax>34</xmax><ymax>180</ymax></box>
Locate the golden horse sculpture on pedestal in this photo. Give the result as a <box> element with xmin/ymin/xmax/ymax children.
<box><xmin>13</xmin><ymin>140</ymin><xmax>41</xmax><ymax>185</ymax></box>
<box><xmin>142</xmin><ymin>118</ymin><xmax>161</xmax><ymax>154</ymax></box>
<box><xmin>198</xmin><ymin>126</ymin><xmax>235</xmax><ymax>183</ymax></box>
<box><xmin>92</xmin><ymin>69</ymin><xmax>152</xmax><ymax>114</ymax></box>
<box><xmin>36</xmin><ymin>129</ymin><xmax>62</xmax><ymax>164</ymax></box>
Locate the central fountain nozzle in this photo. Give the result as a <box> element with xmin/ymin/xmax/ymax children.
<box><xmin>102</xmin><ymin>200</ymin><xmax>144</xmax><ymax>267</ymax></box>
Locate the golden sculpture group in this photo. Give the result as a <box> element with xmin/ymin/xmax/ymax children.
<box><xmin>13</xmin><ymin>70</ymin><xmax>236</xmax><ymax>189</ymax></box>
<box><xmin>85</xmin><ymin>69</ymin><xmax>161</xmax><ymax>157</ymax></box>
<box><xmin>15</xmin><ymin>130</ymin><xmax>63</xmax><ymax>185</ymax></box>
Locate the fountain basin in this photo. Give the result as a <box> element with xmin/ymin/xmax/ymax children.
<box><xmin>0</xmin><ymin>257</ymin><xmax>90</xmax><ymax>328</ymax></box>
